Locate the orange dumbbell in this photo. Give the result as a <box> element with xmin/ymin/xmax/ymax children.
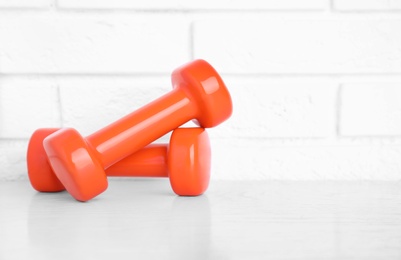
<box><xmin>37</xmin><ymin>59</ymin><xmax>232</xmax><ymax>201</ymax></box>
<box><xmin>27</xmin><ymin>127</ymin><xmax>211</xmax><ymax>196</ymax></box>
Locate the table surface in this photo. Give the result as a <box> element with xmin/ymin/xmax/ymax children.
<box><xmin>1</xmin><ymin>179</ymin><xmax>401</xmax><ymax>260</ymax></box>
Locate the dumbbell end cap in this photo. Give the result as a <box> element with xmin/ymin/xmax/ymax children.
<box><xmin>168</xmin><ymin>127</ymin><xmax>211</xmax><ymax>196</ymax></box>
<box><xmin>27</xmin><ymin>128</ymin><xmax>65</xmax><ymax>192</ymax></box>
<box><xmin>172</xmin><ymin>59</ymin><xmax>233</xmax><ymax>128</ymax></box>
<box><xmin>43</xmin><ymin>128</ymin><xmax>108</xmax><ymax>202</ymax></box>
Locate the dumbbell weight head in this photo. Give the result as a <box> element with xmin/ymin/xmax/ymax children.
<box><xmin>171</xmin><ymin>59</ymin><xmax>232</xmax><ymax>128</ymax></box>
<box><xmin>27</xmin><ymin>128</ymin><xmax>63</xmax><ymax>192</ymax></box>
<box><xmin>168</xmin><ymin>128</ymin><xmax>210</xmax><ymax>196</ymax></box>
<box><xmin>43</xmin><ymin>128</ymin><xmax>105</xmax><ymax>201</ymax></box>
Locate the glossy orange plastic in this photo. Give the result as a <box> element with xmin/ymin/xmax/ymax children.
<box><xmin>41</xmin><ymin>59</ymin><xmax>232</xmax><ymax>201</ymax></box>
<box><xmin>27</xmin><ymin>128</ymin><xmax>210</xmax><ymax>196</ymax></box>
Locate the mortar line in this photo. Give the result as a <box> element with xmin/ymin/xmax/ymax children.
<box><xmin>56</xmin><ymin>84</ymin><xmax>64</xmax><ymax>127</ymax></box>
<box><xmin>336</xmin><ymin>84</ymin><xmax>343</xmax><ymax>138</ymax></box>
<box><xmin>189</xmin><ymin>21</ymin><xmax>195</xmax><ymax>60</ymax></box>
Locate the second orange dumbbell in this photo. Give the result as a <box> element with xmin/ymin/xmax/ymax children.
<box><xmin>27</xmin><ymin>127</ymin><xmax>211</xmax><ymax>196</ymax></box>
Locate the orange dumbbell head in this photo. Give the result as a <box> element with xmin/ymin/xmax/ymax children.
<box><xmin>43</xmin><ymin>128</ymin><xmax>107</xmax><ymax>201</ymax></box>
<box><xmin>27</xmin><ymin>128</ymin><xmax>64</xmax><ymax>192</ymax></box>
<box><xmin>168</xmin><ymin>128</ymin><xmax>211</xmax><ymax>196</ymax></box>
<box><xmin>172</xmin><ymin>59</ymin><xmax>232</xmax><ymax>128</ymax></box>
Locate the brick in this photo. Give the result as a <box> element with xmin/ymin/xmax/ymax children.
<box><xmin>340</xmin><ymin>83</ymin><xmax>401</xmax><ymax>136</ymax></box>
<box><xmin>208</xmin><ymin>78</ymin><xmax>337</xmax><ymax>138</ymax></box>
<box><xmin>335</xmin><ymin>0</ymin><xmax>401</xmax><ymax>10</ymax></box>
<box><xmin>59</xmin><ymin>77</ymin><xmax>171</xmax><ymax>141</ymax></box>
<box><xmin>0</xmin><ymin>77</ymin><xmax>60</xmax><ymax>138</ymax></box>
<box><xmin>194</xmin><ymin>18</ymin><xmax>401</xmax><ymax>74</ymax></box>
<box><xmin>211</xmin><ymin>139</ymin><xmax>401</xmax><ymax>180</ymax></box>
<box><xmin>58</xmin><ymin>0</ymin><xmax>326</xmax><ymax>10</ymax></box>
<box><xmin>0</xmin><ymin>0</ymin><xmax>51</xmax><ymax>8</ymax></box>
<box><xmin>0</xmin><ymin>140</ymin><xmax>28</xmax><ymax>181</ymax></box>
<box><xmin>0</xmin><ymin>14</ymin><xmax>189</xmax><ymax>73</ymax></box>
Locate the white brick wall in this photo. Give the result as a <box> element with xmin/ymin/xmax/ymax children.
<box><xmin>0</xmin><ymin>77</ymin><xmax>60</xmax><ymax>138</ymax></box>
<box><xmin>194</xmin><ymin>18</ymin><xmax>401</xmax><ymax>74</ymax></box>
<box><xmin>209</xmin><ymin>78</ymin><xmax>337</xmax><ymax>138</ymax></box>
<box><xmin>0</xmin><ymin>14</ymin><xmax>190</xmax><ymax>73</ymax></box>
<box><xmin>1</xmin><ymin>1</ymin><xmax>401</xmax><ymax>181</ymax></box>
<box><xmin>341</xmin><ymin>84</ymin><xmax>401</xmax><ymax>136</ymax></box>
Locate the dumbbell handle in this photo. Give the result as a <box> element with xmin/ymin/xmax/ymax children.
<box><xmin>87</xmin><ymin>89</ymin><xmax>195</xmax><ymax>168</ymax></box>
<box><xmin>106</xmin><ymin>144</ymin><xmax>168</xmax><ymax>177</ymax></box>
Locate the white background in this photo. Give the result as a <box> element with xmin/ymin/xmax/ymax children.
<box><xmin>1</xmin><ymin>0</ymin><xmax>401</xmax><ymax>181</ymax></box>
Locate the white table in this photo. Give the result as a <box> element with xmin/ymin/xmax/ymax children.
<box><xmin>1</xmin><ymin>180</ymin><xmax>401</xmax><ymax>259</ymax></box>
